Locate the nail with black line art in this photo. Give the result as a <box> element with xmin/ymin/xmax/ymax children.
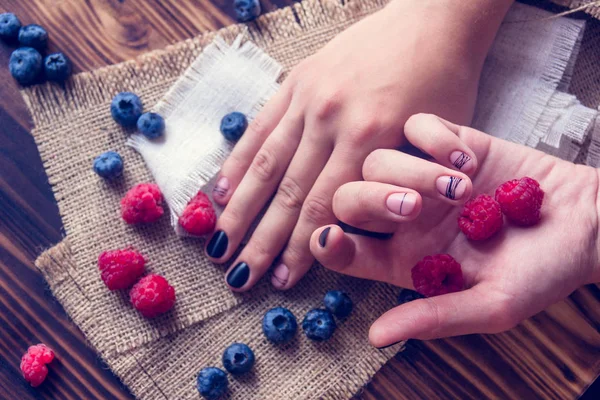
<box><xmin>206</xmin><ymin>230</ymin><xmax>228</xmax><ymax>258</ymax></box>
<box><xmin>386</xmin><ymin>192</ymin><xmax>417</xmax><ymax>216</ymax></box>
<box><xmin>449</xmin><ymin>151</ymin><xmax>473</xmax><ymax>172</ymax></box>
<box><xmin>212</xmin><ymin>177</ymin><xmax>229</xmax><ymax>200</ymax></box>
<box><xmin>435</xmin><ymin>176</ymin><xmax>466</xmax><ymax>200</ymax></box>
<box><xmin>319</xmin><ymin>227</ymin><xmax>331</xmax><ymax>248</ymax></box>
<box><xmin>226</xmin><ymin>262</ymin><xmax>250</xmax><ymax>288</ymax></box>
<box><xmin>338</xmin><ymin>221</ymin><xmax>394</xmax><ymax>240</ymax></box>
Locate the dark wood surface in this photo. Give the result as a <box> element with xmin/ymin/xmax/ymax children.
<box><xmin>1</xmin><ymin>1</ymin><xmax>599</xmax><ymax>399</ymax></box>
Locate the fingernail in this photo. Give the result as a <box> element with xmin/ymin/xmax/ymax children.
<box><xmin>436</xmin><ymin>176</ymin><xmax>466</xmax><ymax>200</ymax></box>
<box><xmin>206</xmin><ymin>230</ymin><xmax>228</xmax><ymax>258</ymax></box>
<box><xmin>213</xmin><ymin>177</ymin><xmax>229</xmax><ymax>199</ymax></box>
<box><xmin>319</xmin><ymin>227</ymin><xmax>331</xmax><ymax>248</ymax></box>
<box><xmin>376</xmin><ymin>340</ymin><xmax>403</xmax><ymax>350</ymax></box>
<box><xmin>226</xmin><ymin>262</ymin><xmax>250</xmax><ymax>288</ymax></box>
<box><xmin>386</xmin><ymin>193</ymin><xmax>417</xmax><ymax>216</ymax></box>
<box><xmin>271</xmin><ymin>263</ymin><xmax>289</xmax><ymax>289</ymax></box>
<box><xmin>449</xmin><ymin>151</ymin><xmax>473</xmax><ymax>172</ymax></box>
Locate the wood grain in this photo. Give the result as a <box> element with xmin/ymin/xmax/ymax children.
<box><xmin>0</xmin><ymin>1</ymin><xmax>599</xmax><ymax>399</ymax></box>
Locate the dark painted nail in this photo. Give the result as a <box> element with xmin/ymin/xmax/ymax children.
<box><xmin>319</xmin><ymin>227</ymin><xmax>331</xmax><ymax>248</ymax></box>
<box><xmin>377</xmin><ymin>340</ymin><xmax>403</xmax><ymax>350</ymax></box>
<box><xmin>227</xmin><ymin>262</ymin><xmax>250</xmax><ymax>288</ymax></box>
<box><xmin>206</xmin><ymin>230</ymin><xmax>228</xmax><ymax>258</ymax></box>
<box><xmin>338</xmin><ymin>221</ymin><xmax>393</xmax><ymax>240</ymax></box>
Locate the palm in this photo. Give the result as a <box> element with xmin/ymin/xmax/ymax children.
<box><xmin>366</xmin><ymin>128</ymin><xmax>598</xmax><ymax>323</ymax></box>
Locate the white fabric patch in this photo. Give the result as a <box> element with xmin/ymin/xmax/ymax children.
<box><xmin>473</xmin><ymin>3</ymin><xmax>598</xmax><ymax>159</ymax></box>
<box><xmin>127</xmin><ymin>35</ymin><xmax>282</xmax><ymax>235</ymax></box>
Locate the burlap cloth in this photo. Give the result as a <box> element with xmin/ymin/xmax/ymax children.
<box><xmin>28</xmin><ymin>0</ymin><xmax>600</xmax><ymax>399</ymax></box>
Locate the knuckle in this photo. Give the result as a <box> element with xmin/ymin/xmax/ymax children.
<box><xmin>283</xmin><ymin>242</ymin><xmax>308</xmax><ymax>268</ymax></box>
<box><xmin>276</xmin><ymin>176</ymin><xmax>306</xmax><ymax>215</ymax></box>
<box><xmin>313</xmin><ymin>91</ymin><xmax>342</xmax><ymax>121</ymax></box>
<box><xmin>302</xmin><ymin>195</ymin><xmax>332</xmax><ymax>225</ymax></box>
<box><xmin>246</xmin><ymin>238</ymin><xmax>272</xmax><ymax>263</ymax></box>
<box><xmin>251</xmin><ymin>147</ymin><xmax>279</xmax><ymax>182</ymax></box>
<box><xmin>348</xmin><ymin>116</ymin><xmax>382</xmax><ymax>144</ymax></box>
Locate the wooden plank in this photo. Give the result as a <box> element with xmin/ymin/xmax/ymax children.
<box><xmin>0</xmin><ymin>1</ymin><xmax>599</xmax><ymax>399</ymax></box>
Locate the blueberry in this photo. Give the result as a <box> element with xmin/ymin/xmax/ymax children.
<box><xmin>0</xmin><ymin>13</ymin><xmax>21</xmax><ymax>41</ymax></box>
<box><xmin>9</xmin><ymin>47</ymin><xmax>42</xmax><ymax>86</ymax></box>
<box><xmin>93</xmin><ymin>151</ymin><xmax>124</xmax><ymax>180</ymax></box>
<box><xmin>18</xmin><ymin>24</ymin><xmax>48</xmax><ymax>50</ymax></box>
<box><xmin>111</xmin><ymin>92</ymin><xmax>143</xmax><ymax>128</ymax></box>
<box><xmin>222</xmin><ymin>343</ymin><xmax>255</xmax><ymax>375</ymax></box>
<box><xmin>196</xmin><ymin>367</ymin><xmax>228</xmax><ymax>400</ymax></box>
<box><xmin>44</xmin><ymin>52</ymin><xmax>71</xmax><ymax>82</ymax></box>
<box><xmin>302</xmin><ymin>309</ymin><xmax>336</xmax><ymax>341</ymax></box>
<box><xmin>323</xmin><ymin>290</ymin><xmax>353</xmax><ymax>318</ymax></box>
<box><xmin>233</xmin><ymin>0</ymin><xmax>262</xmax><ymax>22</ymax></box>
<box><xmin>262</xmin><ymin>307</ymin><xmax>297</xmax><ymax>344</ymax></box>
<box><xmin>220</xmin><ymin>111</ymin><xmax>248</xmax><ymax>141</ymax></box>
<box><xmin>137</xmin><ymin>112</ymin><xmax>165</xmax><ymax>139</ymax></box>
<box><xmin>397</xmin><ymin>289</ymin><xmax>423</xmax><ymax>305</ymax></box>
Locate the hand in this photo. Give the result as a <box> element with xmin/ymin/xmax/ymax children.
<box><xmin>309</xmin><ymin>113</ymin><xmax>600</xmax><ymax>347</ymax></box>
<box><xmin>206</xmin><ymin>0</ymin><xmax>514</xmax><ymax>291</ymax></box>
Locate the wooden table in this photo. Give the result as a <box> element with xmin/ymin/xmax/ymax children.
<box><xmin>1</xmin><ymin>1</ymin><xmax>599</xmax><ymax>399</ymax></box>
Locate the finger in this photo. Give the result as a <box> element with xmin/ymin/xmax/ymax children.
<box><xmin>276</xmin><ymin>149</ymin><xmax>360</xmax><ymax>290</ymax></box>
<box><xmin>224</xmin><ymin>137</ymin><xmax>331</xmax><ymax>291</ymax></box>
<box><xmin>212</xmin><ymin>85</ymin><xmax>293</xmax><ymax>205</ymax></box>
<box><xmin>363</xmin><ymin>149</ymin><xmax>473</xmax><ymax>205</ymax></box>
<box><xmin>332</xmin><ymin>181</ymin><xmax>423</xmax><ymax>232</ymax></box>
<box><xmin>309</xmin><ymin>225</ymin><xmax>406</xmax><ymax>286</ymax></box>
<box><xmin>369</xmin><ymin>285</ymin><xmax>511</xmax><ymax>346</ymax></box>
<box><xmin>205</xmin><ymin>111</ymin><xmax>303</xmax><ymax>262</ymax></box>
<box><xmin>403</xmin><ymin>113</ymin><xmax>478</xmax><ymax>174</ymax></box>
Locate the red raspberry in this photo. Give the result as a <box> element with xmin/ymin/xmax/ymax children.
<box><xmin>121</xmin><ymin>183</ymin><xmax>164</xmax><ymax>224</ymax></box>
<box><xmin>178</xmin><ymin>191</ymin><xmax>216</xmax><ymax>236</ymax></box>
<box><xmin>20</xmin><ymin>344</ymin><xmax>55</xmax><ymax>387</ymax></box>
<box><xmin>411</xmin><ymin>254</ymin><xmax>464</xmax><ymax>297</ymax></box>
<box><xmin>130</xmin><ymin>274</ymin><xmax>176</xmax><ymax>318</ymax></box>
<box><xmin>495</xmin><ymin>177</ymin><xmax>544</xmax><ymax>226</ymax></box>
<box><xmin>98</xmin><ymin>249</ymin><xmax>145</xmax><ymax>290</ymax></box>
<box><xmin>458</xmin><ymin>194</ymin><xmax>503</xmax><ymax>241</ymax></box>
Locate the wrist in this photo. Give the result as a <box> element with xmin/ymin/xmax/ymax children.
<box><xmin>386</xmin><ymin>0</ymin><xmax>514</xmax><ymax>63</ymax></box>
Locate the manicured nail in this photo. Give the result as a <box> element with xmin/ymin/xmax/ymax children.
<box><xmin>436</xmin><ymin>176</ymin><xmax>466</xmax><ymax>200</ymax></box>
<box><xmin>319</xmin><ymin>227</ymin><xmax>331</xmax><ymax>248</ymax></box>
<box><xmin>206</xmin><ymin>230</ymin><xmax>228</xmax><ymax>258</ymax></box>
<box><xmin>212</xmin><ymin>177</ymin><xmax>229</xmax><ymax>200</ymax></box>
<box><xmin>376</xmin><ymin>340</ymin><xmax>403</xmax><ymax>350</ymax></box>
<box><xmin>227</xmin><ymin>262</ymin><xmax>250</xmax><ymax>288</ymax></box>
<box><xmin>386</xmin><ymin>193</ymin><xmax>417</xmax><ymax>216</ymax></box>
<box><xmin>271</xmin><ymin>263</ymin><xmax>289</xmax><ymax>289</ymax></box>
<box><xmin>449</xmin><ymin>151</ymin><xmax>473</xmax><ymax>173</ymax></box>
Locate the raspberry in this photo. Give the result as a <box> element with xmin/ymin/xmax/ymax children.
<box><xmin>178</xmin><ymin>191</ymin><xmax>216</xmax><ymax>236</ymax></box>
<box><xmin>495</xmin><ymin>177</ymin><xmax>544</xmax><ymax>226</ymax></box>
<box><xmin>458</xmin><ymin>194</ymin><xmax>503</xmax><ymax>241</ymax></box>
<box><xmin>98</xmin><ymin>249</ymin><xmax>145</xmax><ymax>290</ymax></box>
<box><xmin>411</xmin><ymin>254</ymin><xmax>464</xmax><ymax>297</ymax></box>
<box><xmin>121</xmin><ymin>183</ymin><xmax>164</xmax><ymax>224</ymax></box>
<box><xmin>130</xmin><ymin>274</ymin><xmax>176</xmax><ymax>318</ymax></box>
<box><xmin>20</xmin><ymin>344</ymin><xmax>55</xmax><ymax>387</ymax></box>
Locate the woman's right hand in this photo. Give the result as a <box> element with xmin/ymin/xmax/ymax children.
<box><xmin>309</xmin><ymin>113</ymin><xmax>600</xmax><ymax>348</ymax></box>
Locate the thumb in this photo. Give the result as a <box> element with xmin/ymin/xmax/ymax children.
<box><xmin>310</xmin><ymin>225</ymin><xmax>397</xmax><ymax>284</ymax></box>
<box><xmin>369</xmin><ymin>285</ymin><xmax>514</xmax><ymax>347</ymax></box>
